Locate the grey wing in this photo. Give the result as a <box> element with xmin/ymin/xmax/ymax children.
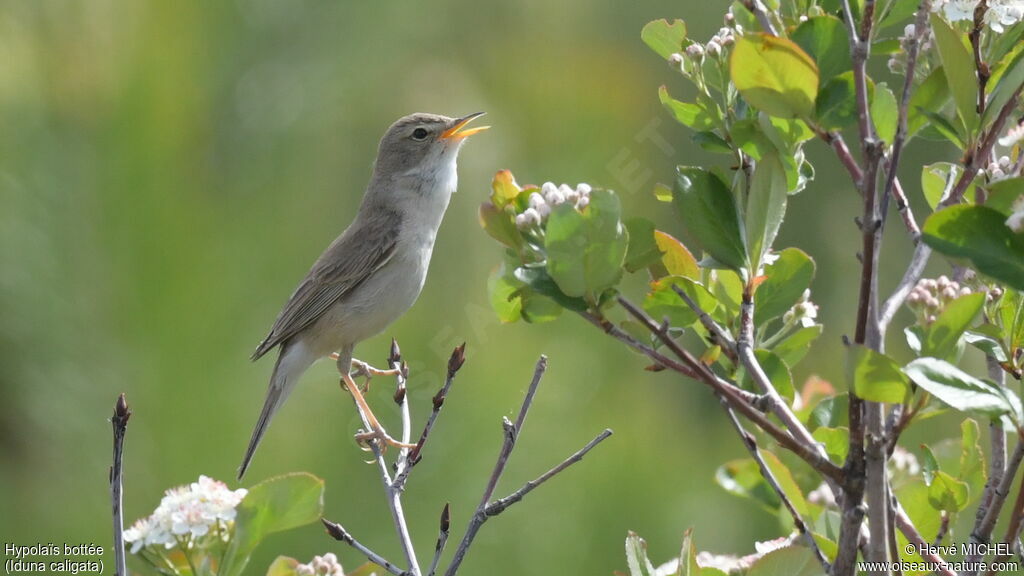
<box><xmin>251</xmin><ymin>209</ymin><xmax>401</xmax><ymax>360</ymax></box>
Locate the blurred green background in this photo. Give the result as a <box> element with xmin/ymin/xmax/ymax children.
<box><xmin>0</xmin><ymin>0</ymin><xmax>964</xmax><ymax>574</ymax></box>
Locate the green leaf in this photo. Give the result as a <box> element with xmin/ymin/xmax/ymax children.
<box><xmin>922</xmin><ymin>292</ymin><xmax>986</xmax><ymax>359</ymax></box>
<box><xmin>790</xmin><ymin>15</ymin><xmax>851</xmax><ymax>82</ymax></box>
<box><xmin>985</xmin><ymin>178</ymin><xmax>1024</xmax><ymax>215</ymax></box>
<box><xmin>266</xmin><ymin>556</ymin><xmax>299</xmax><ymax>576</ymax></box>
<box><xmin>488</xmin><ymin>264</ymin><xmax>523</xmax><ymax>323</ymax></box>
<box><xmin>731</xmin><ymin>118</ymin><xmax>779</xmax><ymax>160</ymax></box>
<box><xmin>624</xmin><ymin>217</ymin><xmax>663</xmax><ymax>273</ymax></box>
<box><xmin>673</xmin><ymin>167</ymin><xmax>747</xmax><ymax>271</ymax></box>
<box><xmin>849</xmin><ymin>345</ymin><xmax>911</xmax><ymax>403</ymax></box>
<box><xmin>644</xmin><ymin>276</ymin><xmax>718</xmax><ymax>328</ymax></box>
<box><xmin>743</xmin><ymin>349</ymin><xmax>794</xmax><ymax>402</ymax></box>
<box><xmin>731</xmin><ymin>33</ymin><xmax>820</xmax><ymax>119</ymax></box>
<box><xmin>655</xmin><ymin>230</ymin><xmax>700</xmax><ymax>279</ymax></box>
<box><xmin>879</xmin><ymin>0</ymin><xmax>921</xmax><ymax>29</ymax></box>
<box><xmin>928</xmin><ymin>470</ymin><xmax>970</xmax><ymax>512</ymax></box>
<box><xmin>625</xmin><ymin>531</ymin><xmax>657</xmax><ymax>576</ymax></box>
<box><xmin>746</xmin><ymin>545</ymin><xmax>824</xmax><ymax>576</ymax></box>
<box><xmin>745</xmin><ymin>153</ymin><xmax>789</xmax><ymax>269</ymax></box>
<box><xmin>642</xmin><ymin>19</ymin><xmax>688</xmax><ymax>60</ymax></box>
<box><xmin>809</xmin><ymin>393</ymin><xmax>849</xmax><ymax>429</ymax></box>
<box><xmin>813</xmin><ymin>427</ymin><xmax>850</xmax><ymax>463</ymax></box>
<box><xmin>221</xmin><ymin>473</ymin><xmax>325</xmax><ymax>576</ymax></box>
<box><xmin>959</xmin><ymin>419</ymin><xmax>986</xmax><ymax>498</ymax></box>
<box><xmin>816</xmin><ymin>72</ymin><xmax>865</xmax><ymax>130</ymax></box>
<box><xmin>921</xmin><ymin>162</ymin><xmax>958</xmax><ymax>210</ymax></box>
<box><xmin>659</xmin><ymin>86</ymin><xmax>717</xmax><ymax>131</ymax></box>
<box><xmin>347</xmin><ymin>563</ymin><xmax>387</xmax><ymax>576</ymax></box>
<box><xmin>871</xmin><ymin>83</ymin><xmax>898</xmax><ymax>145</ymax></box>
<box><xmin>908</xmin><ymin>67</ymin><xmax>952</xmax><ymax>138</ymax></box>
<box><xmin>754</xmin><ymin>248</ymin><xmax>816</xmax><ymax>326</ymax></box>
<box><xmin>513</xmin><ymin>266</ymin><xmax>588</xmax><ymax>312</ymax></box>
<box><xmin>478</xmin><ymin>203</ymin><xmax>523</xmax><ymax>251</ymax></box>
<box><xmin>693</xmin><ymin>130</ymin><xmax>733</xmax><ymax>154</ymax></box>
<box><xmin>490</xmin><ymin>170</ymin><xmax>520</xmax><ymax>208</ymax></box>
<box><xmin>902</xmin><ymin>357</ymin><xmax>1015</xmax><ymax>417</ymax></box>
<box><xmin>772</xmin><ymin>325</ymin><xmax>823</xmax><ymax>367</ymax></box>
<box><xmin>922</xmin><ymin>205</ymin><xmax>1024</xmax><ymax>291</ymax></box>
<box><xmin>918</xmin><ymin>108</ymin><xmax>966</xmax><ymax>148</ymax></box>
<box><xmin>716</xmin><ymin>451</ymin><xmax>807</xmax><ymax>516</ymax></box>
<box><xmin>921</xmin><ymin>444</ymin><xmax>941</xmax><ymax>485</ymax></box>
<box><xmin>984</xmin><ymin>38</ymin><xmax>1024</xmax><ymax>129</ymax></box>
<box><xmin>545</xmin><ymin>189</ymin><xmax>628</xmax><ymax>300</ymax></box>
<box><xmin>931</xmin><ymin>14</ymin><xmax>979</xmax><ymax>134</ymax></box>
<box><xmin>520</xmin><ymin>289</ymin><xmax>563</xmax><ymax>323</ymax></box>
<box><xmin>676</xmin><ymin>529</ymin><xmax>700</xmax><ymax>576</ymax></box>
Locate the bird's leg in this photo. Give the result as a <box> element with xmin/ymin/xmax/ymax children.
<box><xmin>329</xmin><ymin>353</ymin><xmax>401</xmax><ymax>391</ymax></box>
<box><xmin>340</xmin><ymin>373</ymin><xmax>416</xmax><ymax>450</ymax></box>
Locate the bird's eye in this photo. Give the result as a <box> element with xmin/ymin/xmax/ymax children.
<box><xmin>411</xmin><ymin>127</ymin><xmax>429</xmax><ymax>141</ymax></box>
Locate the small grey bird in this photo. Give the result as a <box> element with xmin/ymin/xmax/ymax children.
<box><xmin>239</xmin><ymin>112</ymin><xmax>488</xmax><ymax>478</ymax></box>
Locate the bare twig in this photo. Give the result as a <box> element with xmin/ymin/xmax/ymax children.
<box><xmin>110</xmin><ymin>394</ymin><xmax>131</xmax><ymax>576</ymax></box>
<box><xmin>966</xmin><ymin>358</ymin><xmax>1010</xmax><ymax>573</ymax></box>
<box><xmin>395</xmin><ymin>344</ymin><xmax>467</xmax><ymax>490</ymax></box>
<box><xmin>444</xmin><ymin>358</ymin><xmax>547</xmax><ymax>576</ymax></box>
<box><xmin>322</xmin><ymin>518</ymin><xmax>412</xmax><ymax>576</ymax></box>
<box><xmin>392</xmin><ymin>339</ymin><xmax>414</xmax><ymax>479</ymax></box>
<box><xmin>485</xmin><ymin>429</ymin><xmax>613</xmax><ymax>516</ymax></box>
<box><xmin>427</xmin><ymin>504</ymin><xmax>451</xmax><ymax>576</ymax></box>
<box><xmin>741</xmin><ymin>0</ymin><xmax>778</xmax><ymax>35</ymax></box>
<box><xmin>445</xmin><ymin>358</ymin><xmax>612</xmax><ymax>575</ymax></box>
<box><xmin>718</xmin><ymin>397</ymin><xmax>830</xmax><ymax>571</ymax></box>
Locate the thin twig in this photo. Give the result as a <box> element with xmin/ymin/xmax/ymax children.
<box><xmin>392</xmin><ymin>339</ymin><xmax>414</xmax><ymax>477</ymax></box>
<box><xmin>742</xmin><ymin>0</ymin><xmax>778</xmax><ymax>35</ymax></box>
<box><xmin>322</xmin><ymin>519</ymin><xmax>412</xmax><ymax>576</ymax></box>
<box><xmin>966</xmin><ymin>358</ymin><xmax>1009</xmax><ymax>573</ymax></box>
<box><xmin>395</xmin><ymin>344</ymin><xmax>467</xmax><ymax>490</ymax></box>
<box><xmin>427</xmin><ymin>504</ymin><xmax>451</xmax><ymax>576</ymax></box>
<box><xmin>485</xmin><ymin>429</ymin><xmax>613</xmax><ymax>516</ymax></box>
<box><xmin>971</xmin><ymin>441</ymin><xmax>1024</xmax><ymax>549</ymax></box>
<box><xmin>894</xmin><ymin>505</ymin><xmax>955</xmax><ymax>576</ymax></box>
<box><xmin>614</xmin><ymin>297</ymin><xmax>846</xmax><ymax>484</ymax></box>
<box><xmin>672</xmin><ymin>285</ymin><xmax>738</xmax><ymax>361</ymax></box>
<box><xmin>718</xmin><ymin>397</ymin><xmax>830</xmax><ymax>572</ymax></box>
<box><xmin>444</xmin><ymin>357</ymin><xmax>548</xmax><ymax>576</ymax></box>
<box><xmin>110</xmin><ymin>394</ymin><xmax>131</xmax><ymax>576</ymax></box>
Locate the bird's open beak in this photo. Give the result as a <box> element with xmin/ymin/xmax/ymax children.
<box><xmin>441</xmin><ymin>112</ymin><xmax>490</xmax><ymax>140</ymax></box>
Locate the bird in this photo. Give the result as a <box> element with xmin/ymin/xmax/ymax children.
<box><xmin>238</xmin><ymin>112</ymin><xmax>489</xmax><ymax>479</ymax></box>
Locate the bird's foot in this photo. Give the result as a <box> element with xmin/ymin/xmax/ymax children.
<box><xmin>354</xmin><ymin>428</ymin><xmax>417</xmax><ymax>453</ymax></box>
<box><xmin>350</xmin><ymin>359</ymin><xmax>402</xmax><ymax>378</ymax></box>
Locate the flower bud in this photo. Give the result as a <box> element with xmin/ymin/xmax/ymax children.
<box><xmin>686</xmin><ymin>43</ymin><xmax>704</xmax><ymax>58</ymax></box>
<box><xmin>706</xmin><ymin>40</ymin><xmax>722</xmax><ymax>57</ymax></box>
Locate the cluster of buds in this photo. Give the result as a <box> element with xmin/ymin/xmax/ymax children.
<box><xmin>986</xmin><ymin>156</ymin><xmax>1014</xmax><ymax>182</ymax></box>
<box><xmin>1007</xmin><ymin>195</ymin><xmax>1024</xmax><ymax>234</ymax></box>
<box><xmin>669</xmin><ymin>13</ymin><xmax>741</xmax><ymax>67</ymax></box>
<box><xmin>295</xmin><ymin>553</ymin><xmax>345</xmax><ymax>576</ymax></box>
<box><xmin>782</xmin><ymin>289</ymin><xmax>818</xmax><ymax>328</ymax></box>
<box><xmin>906</xmin><ymin>276</ymin><xmax>973</xmax><ymax>324</ymax></box>
<box><xmin>514</xmin><ymin>182</ymin><xmax>592</xmax><ymax>230</ymax></box>
<box><xmin>888</xmin><ymin>23</ymin><xmax>934</xmax><ymax>76</ymax></box>
<box><xmin>123</xmin><ymin>475</ymin><xmax>247</xmax><ymax>553</ymax></box>
<box><xmin>932</xmin><ymin>0</ymin><xmax>1024</xmax><ymax>32</ymax></box>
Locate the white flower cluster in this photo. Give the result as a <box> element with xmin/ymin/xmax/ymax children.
<box><xmin>1007</xmin><ymin>194</ymin><xmax>1024</xmax><ymax>233</ymax></box>
<box><xmin>514</xmin><ymin>182</ymin><xmax>592</xmax><ymax>230</ymax></box>
<box><xmin>906</xmin><ymin>276</ymin><xmax>973</xmax><ymax>324</ymax></box>
<box><xmin>671</xmin><ymin>13</ymin><xmax>741</xmax><ymax>65</ymax></box>
<box><xmin>123</xmin><ymin>475</ymin><xmax>248</xmax><ymax>554</ymax></box>
<box><xmin>932</xmin><ymin>0</ymin><xmax>1024</xmax><ymax>32</ymax></box>
<box><xmin>1000</xmin><ymin>121</ymin><xmax>1024</xmax><ymax>148</ymax></box>
<box><xmin>295</xmin><ymin>553</ymin><xmax>345</xmax><ymax>576</ymax></box>
<box><xmin>782</xmin><ymin>289</ymin><xmax>818</xmax><ymax>328</ymax></box>
<box><xmin>889</xmin><ymin>22</ymin><xmax>935</xmax><ymax>74</ymax></box>
<box><xmin>985</xmin><ymin>155</ymin><xmax>1014</xmax><ymax>182</ymax></box>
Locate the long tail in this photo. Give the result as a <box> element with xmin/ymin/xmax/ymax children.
<box><xmin>239</xmin><ymin>345</ymin><xmax>308</xmax><ymax>479</ymax></box>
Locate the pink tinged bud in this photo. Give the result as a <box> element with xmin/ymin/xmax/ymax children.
<box><xmin>528</xmin><ymin>192</ymin><xmax>545</xmax><ymax>209</ymax></box>
<box><xmin>668</xmin><ymin>53</ymin><xmax>685</xmax><ymax>67</ymax></box>
<box><xmin>706</xmin><ymin>40</ymin><xmax>722</xmax><ymax>57</ymax></box>
<box><xmin>686</xmin><ymin>43</ymin><xmax>704</xmax><ymax>58</ymax></box>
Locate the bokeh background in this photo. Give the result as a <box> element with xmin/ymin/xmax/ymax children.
<box><xmin>0</xmin><ymin>0</ymin><xmax>968</xmax><ymax>574</ymax></box>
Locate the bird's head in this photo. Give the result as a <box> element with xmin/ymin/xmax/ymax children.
<box><xmin>372</xmin><ymin>112</ymin><xmax>488</xmax><ymax>188</ymax></box>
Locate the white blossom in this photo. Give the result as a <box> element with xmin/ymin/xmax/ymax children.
<box><xmin>1007</xmin><ymin>195</ymin><xmax>1024</xmax><ymax>233</ymax></box>
<box><xmin>123</xmin><ymin>475</ymin><xmax>247</xmax><ymax>554</ymax></box>
<box><xmin>933</xmin><ymin>0</ymin><xmax>981</xmax><ymax>22</ymax></box>
<box><xmin>985</xmin><ymin>0</ymin><xmax>1024</xmax><ymax>32</ymax></box>
<box><xmin>783</xmin><ymin>289</ymin><xmax>818</xmax><ymax>327</ymax></box>
<box><xmin>295</xmin><ymin>553</ymin><xmax>344</xmax><ymax>576</ymax></box>
<box><xmin>999</xmin><ymin>121</ymin><xmax>1024</xmax><ymax>148</ymax></box>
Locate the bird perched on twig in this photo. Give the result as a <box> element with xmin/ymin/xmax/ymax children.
<box><xmin>239</xmin><ymin>112</ymin><xmax>489</xmax><ymax>479</ymax></box>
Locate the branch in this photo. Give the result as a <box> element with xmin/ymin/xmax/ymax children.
<box><xmin>894</xmin><ymin>505</ymin><xmax>956</xmax><ymax>576</ymax></box>
<box><xmin>741</xmin><ymin>0</ymin><xmax>778</xmax><ymax>35</ymax></box>
<box><xmin>323</xmin><ymin>519</ymin><xmax>412</xmax><ymax>576</ymax></box>
<box><xmin>672</xmin><ymin>284</ymin><xmax>737</xmax><ymax>362</ymax></box>
<box><xmin>485</xmin><ymin>429</ymin><xmax>613</xmax><ymax>516</ymax></box>
<box><xmin>394</xmin><ymin>344</ymin><xmax>467</xmax><ymax>490</ymax></box>
<box><xmin>719</xmin><ymin>397</ymin><xmax>830</xmax><ymax>572</ymax></box>
<box><xmin>443</xmin><ymin>358</ymin><xmax>612</xmax><ymax>576</ymax></box>
<box><xmin>392</xmin><ymin>339</ymin><xmax>414</xmax><ymax>479</ymax></box>
<box><xmin>614</xmin><ymin>297</ymin><xmax>846</xmax><ymax>484</ymax></box>
<box><xmin>110</xmin><ymin>394</ymin><xmax>131</xmax><ymax>576</ymax></box>
<box><xmin>969</xmin><ymin>441</ymin><xmax>1024</xmax><ymax>560</ymax></box>
<box><xmin>968</xmin><ymin>358</ymin><xmax>1009</xmax><ymax>573</ymax></box>
<box><xmin>427</xmin><ymin>504</ymin><xmax>451</xmax><ymax>576</ymax></box>
<box><xmin>444</xmin><ymin>357</ymin><xmax>547</xmax><ymax>576</ymax></box>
